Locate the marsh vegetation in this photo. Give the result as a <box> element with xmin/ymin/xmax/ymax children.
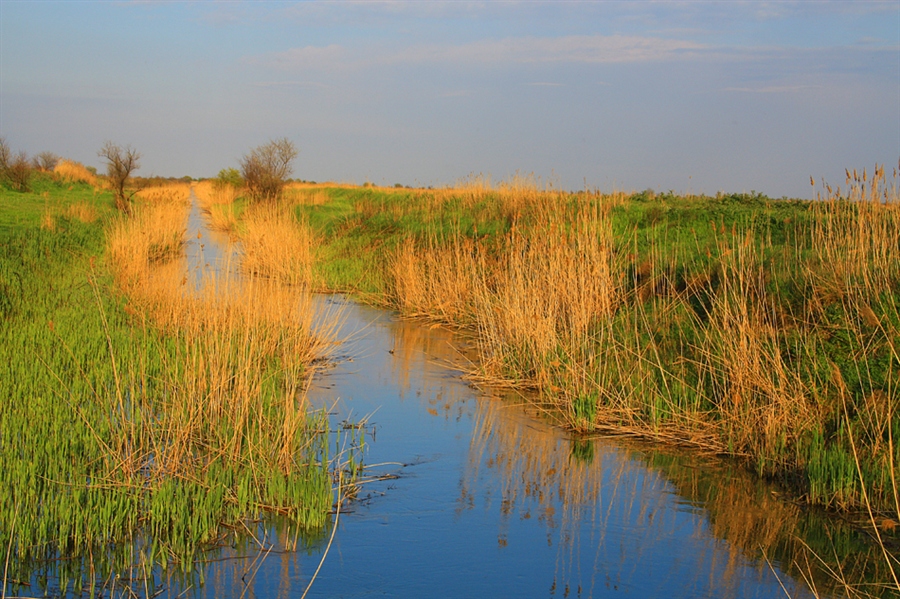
<box><xmin>0</xmin><ymin>148</ymin><xmax>897</xmax><ymax>597</ymax></box>
<box><xmin>0</xmin><ymin>170</ymin><xmax>351</xmax><ymax>596</ymax></box>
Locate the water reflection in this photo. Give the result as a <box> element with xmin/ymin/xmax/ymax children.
<box><xmin>379</xmin><ymin>313</ymin><xmax>885</xmax><ymax>598</ymax></box>
<box><xmin>184</xmin><ymin>192</ymin><xmax>241</xmax><ymax>285</ymax></box>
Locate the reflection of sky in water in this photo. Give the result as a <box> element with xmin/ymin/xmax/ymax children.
<box><xmin>216</xmin><ymin>299</ymin><xmax>819</xmax><ymax>599</ymax></box>
<box><xmin>169</xmin><ymin>201</ymin><xmax>845</xmax><ymax>599</ymax></box>
<box><xmin>183</xmin><ymin>191</ymin><xmax>241</xmax><ymax>287</ymax></box>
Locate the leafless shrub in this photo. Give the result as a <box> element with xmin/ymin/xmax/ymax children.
<box><xmin>240</xmin><ymin>138</ymin><xmax>298</xmax><ymax>203</ymax></box>
<box><xmin>32</xmin><ymin>151</ymin><xmax>59</xmax><ymax>172</ymax></box>
<box><xmin>98</xmin><ymin>141</ymin><xmax>141</xmax><ymax>213</ymax></box>
<box><xmin>0</xmin><ymin>137</ymin><xmax>10</xmax><ymax>173</ymax></box>
<box><xmin>6</xmin><ymin>152</ymin><xmax>32</xmax><ymax>192</ymax></box>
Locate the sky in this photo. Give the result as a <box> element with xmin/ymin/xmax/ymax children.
<box><xmin>1</xmin><ymin>1</ymin><xmax>898</xmax><ymax>198</ymax></box>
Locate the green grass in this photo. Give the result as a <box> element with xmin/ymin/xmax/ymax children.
<box><xmin>0</xmin><ymin>173</ymin><xmax>343</xmax><ymax>596</ymax></box>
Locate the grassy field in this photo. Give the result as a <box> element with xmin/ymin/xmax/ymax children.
<box><xmin>0</xmin><ymin>172</ymin><xmax>347</xmax><ymax>596</ymax></box>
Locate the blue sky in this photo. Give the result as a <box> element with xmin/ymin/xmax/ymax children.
<box><xmin>1</xmin><ymin>1</ymin><xmax>898</xmax><ymax>197</ymax></box>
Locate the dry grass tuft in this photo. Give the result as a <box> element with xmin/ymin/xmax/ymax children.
<box><xmin>287</xmin><ymin>188</ymin><xmax>331</xmax><ymax>206</ymax></box>
<box><xmin>107</xmin><ymin>198</ymin><xmax>187</xmax><ymax>291</ymax></box>
<box><xmin>40</xmin><ymin>208</ymin><xmax>55</xmax><ymax>231</ymax></box>
<box><xmin>105</xmin><ymin>191</ymin><xmax>337</xmax><ymax>480</ymax></box>
<box><xmin>193</xmin><ymin>180</ymin><xmax>242</xmax><ymax>234</ymax></box>
<box><xmin>65</xmin><ymin>201</ymin><xmax>98</xmax><ymax>223</ymax></box>
<box><xmin>54</xmin><ymin>159</ymin><xmax>98</xmax><ymax>186</ymax></box>
<box><xmin>239</xmin><ymin>203</ymin><xmax>317</xmax><ymax>286</ymax></box>
<box><xmin>135</xmin><ymin>183</ymin><xmax>192</xmax><ymax>205</ymax></box>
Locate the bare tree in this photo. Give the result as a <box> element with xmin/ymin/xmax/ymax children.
<box><xmin>6</xmin><ymin>152</ymin><xmax>32</xmax><ymax>192</ymax></box>
<box><xmin>0</xmin><ymin>138</ymin><xmax>31</xmax><ymax>192</ymax></box>
<box><xmin>98</xmin><ymin>141</ymin><xmax>140</xmax><ymax>213</ymax></box>
<box><xmin>0</xmin><ymin>138</ymin><xmax>10</xmax><ymax>173</ymax></box>
<box><xmin>32</xmin><ymin>151</ymin><xmax>60</xmax><ymax>172</ymax></box>
<box><xmin>240</xmin><ymin>138</ymin><xmax>298</xmax><ymax>203</ymax></box>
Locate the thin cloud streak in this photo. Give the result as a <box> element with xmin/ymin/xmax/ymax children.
<box><xmin>248</xmin><ymin>80</ymin><xmax>332</xmax><ymax>89</ymax></box>
<box><xmin>723</xmin><ymin>85</ymin><xmax>822</xmax><ymax>93</ymax></box>
<box><xmin>251</xmin><ymin>34</ymin><xmax>708</xmax><ymax>71</ymax></box>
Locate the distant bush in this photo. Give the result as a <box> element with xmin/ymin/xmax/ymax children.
<box><xmin>0</xmin><ymin>138</ymin><xmax>9</xmax><ymax>173</ymax></box>
<box><xmin>32</xmin><ymin>151</ymin><xmax>59</xmax><ymax>172</ymax></box>
<box><xmin>240</xmin><ymin>138</ymin><xmax>297</xmax><ymax>203</ymax></box>
<box><xmin>215</xmin><ymin>167</ymin><xmax>243</xmax><ymax>190</ymax></box>
<box><xmin>6</xmin><ymin>152</ymin><xmax>32</xmax><ymax>192</ymax></box>
<box><xmin>0</xmin><ymin>138</ymin><xmax>31</xmax><ymax>192</ymax></box>
<box><xmin>98</xmin><ymin>141</ymin><xmax>140</xmax><ymax>213</ymax></box>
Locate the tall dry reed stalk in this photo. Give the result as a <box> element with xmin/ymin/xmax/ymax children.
<box><xmin>384</xmin><ymin>164</ymin><xmax>900</xmax><ymax>517</ymax></box>
<box><xmin>239</xmin><ymin>203</ymin><xmax>317</xmax><ymax>286</ymax></box>
<box><xmin>107</xmin><ymin>199</ymin><xmax>187</xmax><ymax>293</ymax></box>
<box><xmin>193</xmin><ymin>180</ymin><xmax>242</xmax><ymax>235</ymax></box>
<box><xmin>135</xmin><ymin>183</ymin><xmax>192</xmax><ymax>205</ymax></box>
<box><xmin>105</xmin><ymin>187</ymin><xmax>338</xmax><ymax>489</ymax></box>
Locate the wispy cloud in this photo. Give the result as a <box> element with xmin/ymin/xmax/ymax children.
<box><xmin>262</xmin><ymin>44</ymin><xmax>347</xmax><ymax>70</ymax></box>
<box><xmin>249</xmin><ymin>34</ymin><xmax>708</xmax><ymax>71</ymax></box>
<box><xmin>723</xmin><ymin>84</ymin><xmax>822</xmax><ymax>93</ymax></box>
<box><xmin>248</xmin><ymin>80</ymin><xmax>331</xmax><ymax>89</ymax></box>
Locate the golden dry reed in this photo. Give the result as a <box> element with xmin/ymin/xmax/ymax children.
<box><xmin>54</xmin><ymin>159</ymin><xmax>98</xmax><ymax>186</ymax></box>
<box><xmin>193</xmin><ymin>180</ymin><xmax>242</xmax><ymax>234</ymax></box>
<box><xmin>384</xmin><ymin>168</ymin><xmax>900</xmax><ymax>511</ymax></box>
<box><xmin>135</xmin><ymin>182</ymin><xmax>192</xmax><ymax>205</ymax></box>
<box><xmin>238</xmin><ymin>203</ymin><xmax>318</xmax><ymax>287</ymax></box>
<box><xmin>105</xmin><ymin>188</ymin><xmax>338</xmax><ymax>480</ymax></box>
<box><xmin>380</xmin><ymin>167</ymin><xmax>900</xmax><ymax>595</ymax></box>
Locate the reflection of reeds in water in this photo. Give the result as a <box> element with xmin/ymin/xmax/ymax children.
<box><xmin>465</xmin><ymin>390</ymin><xmax>893</xmax><ymax>597</ymax></box>
<box><xmin>378</xmin><ymin>286</ymin><xmax>846</xmax><ymax>596</ymax></box>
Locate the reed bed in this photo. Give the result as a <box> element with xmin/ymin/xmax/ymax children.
<box><xmin>53</xmin><ymin>159</ymin><xmax>98</xmax><ymax>186</ymax></box>
<box><xmin>0</xmin><ymin>177</ymin><xmax>345</xmax><ymax>596</ymax></box>
<box><xmin>193</xmin><ymin>179</ymin><xmax>242</xmax><ymax>235</ymax></box>
<box><xmin>289</xmin><ymin>168</ymin><xmax>899</xmax><ymax>524</ymax></box>
<box><xmin>238</xmin><ymin>203</ymin><xmax>318</xmax><ymax>286</ymax></box>
<box><xmin>135</xmin><ymin>182</ymin><xmax>192</xmax><ymax>205</ymax></box>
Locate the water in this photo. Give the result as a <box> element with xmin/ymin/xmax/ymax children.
<box><xmin>203</xmin><ymin>297</ymin><xmax>823</xmax><ymax>599</ymax></box>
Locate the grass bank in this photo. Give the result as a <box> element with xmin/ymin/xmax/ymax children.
<box><xmin>0</xmin><ymin>173</ymin><xmax>346</xmax><ymax>596</ymax></box>
<box><xmin>267</xmin><ymin>174</ymin><xmax>900</xmax><ymax>525</ymax></box>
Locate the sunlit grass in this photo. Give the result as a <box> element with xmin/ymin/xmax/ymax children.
<box><xmin>275</xmin><ymin>170</ymin><xmax>900</xmax><ymax>520</ymax></box>
<box><xmin>0</xmin><ymin>174</ymin><xmax>347</xmax><ymax>596</ymax></box>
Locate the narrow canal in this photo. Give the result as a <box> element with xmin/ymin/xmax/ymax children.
<box><xmin>169</xmin><ymin>197</ymin><xmax>879</xmax><ymax>597</ymax></box>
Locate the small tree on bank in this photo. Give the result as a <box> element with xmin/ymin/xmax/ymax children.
<box><xmin>215</xmin><ymin>167</ymin><xmax>243</xmax><ymax>191</ymax></box>
<box><xmin>0</xmin><ymin>137</ymin><xmax>32</xmax><ymax>192</ymax></box>
<box><xmin>32</xmin><ymin>151</ymin><xmax>60</xmax><ymax>172</ymax></box>
<box><xmin>240</xmin><ymin>138</ymin><xmax>297</xmax><ymax>203</ymax></box>
<box><xmin>98</xmin><ymin>141</ymin><xmax>140</xmax><ymax>213</ymax></box>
